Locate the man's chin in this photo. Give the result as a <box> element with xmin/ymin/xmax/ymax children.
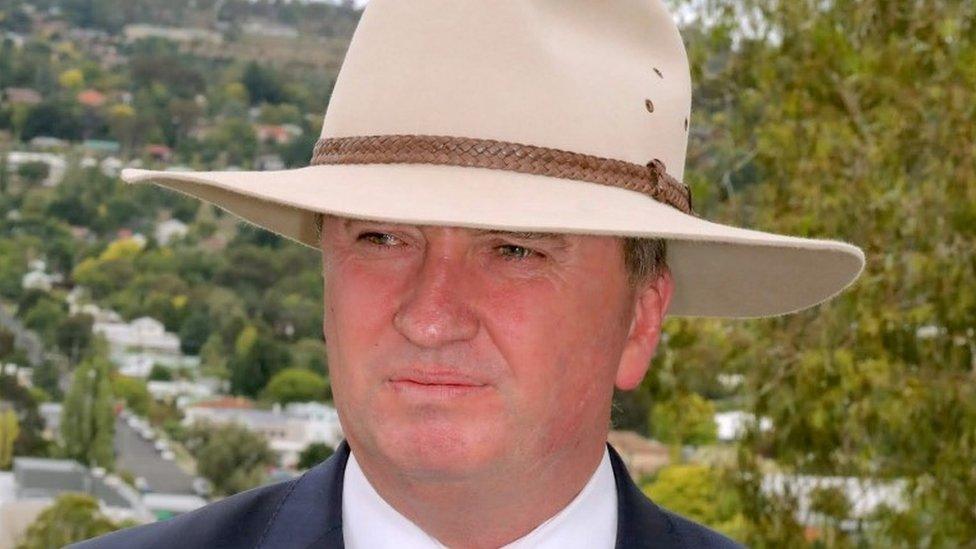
<box><xmin>373</xmin><ymin>422</ymin><xmax>506</xmax><ymax>479</ymax></box>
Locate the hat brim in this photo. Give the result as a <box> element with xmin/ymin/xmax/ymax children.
<box><xmin>121</xmin><ymin>164</ymin><xmax>864</xmax><ymax>319</ymax></box>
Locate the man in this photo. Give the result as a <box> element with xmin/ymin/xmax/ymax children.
<box><xmin>74</xmin><ymin>0</ymin><xmax>864</xmax><ymax>547</ymax></box>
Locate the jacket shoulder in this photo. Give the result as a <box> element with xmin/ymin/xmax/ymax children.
<box><xmin>69</xmin><ymin>477</ymin><xmax>300</xmax><ymax>549</ymax></box>
<box><xmin>659</xmin><ymin>508</ymin><xmax>744</xmax><ymax>549</ymax></box>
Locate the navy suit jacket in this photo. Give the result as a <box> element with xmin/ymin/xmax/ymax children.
<box><xmin>72</xmin><ymin>442</ymin><xmax>741</xmax><ymax>548</ymax></box>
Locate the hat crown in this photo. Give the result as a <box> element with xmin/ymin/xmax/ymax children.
<box><xmin>321</xmin><ymin>0</ymin><xmax>692</xmax><ymax>182</ymax></box>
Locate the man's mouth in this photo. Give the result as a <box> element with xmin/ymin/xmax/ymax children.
<box><xmin>388</xmin><ymin>369</ymin><xmax>490</xmax><ymax>398</ymax></box>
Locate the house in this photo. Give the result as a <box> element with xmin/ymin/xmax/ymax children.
<box><xmin>254</xmin><ymin>124</ymin><xmax>302</xmax><ymax>145</ymax></box>
<box><xmin>0</xmin><ymin>458</ymin><xmax>153</xmax><ymax>547</ymax></box>
<box><xmin>66</xmin><ymin>288</ymin><xmax>122</xmax><ymax>323</ymax></box>
<box><xmin>123</xmin><ymin>25</ymin><xmax>223</xmax><ymax>45</ymax></box>
<box><xmin>28</xmin><ymin>136</ymin><xmax>67</xmax><ymax>149</ymax></box>
<box><xmin>146</xmin><ymin>379</ymin><xmax>214</xmax><ymax>405</ymax></box>
<box><xmin>37</xmin><ymin>402</ymin><xmax>62</xmax><ymax>440</ymax></box>
<box><xmin>714</xmin><ymin>411</ymin><xmax>773</xmax><ymax>442</ymax></box>
<box><xmin>0</xmin><ymin>364</ymin><xmax>32</xmax><ymax>388</ymax></box>
<box><xmin>255</xmin><ymin>154</ymin><xmax>285</xmax><ymax>171</ymax></box>
<box><xmin>76</xmin><ymin>89</ymin><xmax>107</xmax><ymax>108</ymax></box>
<box><xmin>21</xmin><ymin>270</ymin><xmax>54</xmax><ymax>292</ymax></box>
<box><xmin>4</xmin><ymin>151</ymin><xmax>67</xmax><ymax>186</ymax></box>
<box><xmin>284</xmin><ymin>402</ymin><xmax>344</xmax><ymax>448</ymax></box>
<box><xmin>100</xmin><ymin>156</ymin><xmax>124</xmax><ymax>177</ymax></box>
<box><xmin>183</xmin><ymin>400</ymin><xmax>344</xmax><ymax>469</ymax></box>
<box><xmin>83</xmin><ymin>139</ymin><xmax>121</xmax><ymax>156</ymax></box>
<box><xmin>241</xmin><ymin>20</ymin><xmax>299</xmax><ymax>39</ymax></box>
<box><xmin>154</xmin><ymin>219</ymin><xmax>189</xmax><ymax>246</ymax></box>
<box><xmin>2</xmin><ymin>87</ymin><xmax>42</xmax><ymax>106</ymax></box>
<box><xmin>762</xmin><ymin>473</ymin><xmax>908</xmax><ymax>532</ymax></box>
<box><xmin>144</xmin><ymin>144</ymin><xmax>172</xmax><ymax>162</ymax></box>
<box><xmin>606</xmin><ymin>430</ymin><xmax>670</xmax><ymax>479</ymax></box>
<box><xmin>93</xmin><ymin>317</ymin><xmax>198</xmax><ymax>376</ymax></box>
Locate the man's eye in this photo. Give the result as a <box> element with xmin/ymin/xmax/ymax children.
<box><xmin>358</xmin><ymin>232</ymin><xmax>402</xmax><ymax>247</ymax></box>
<box><xmin>496</xmin><ymin>244</ymin><xmax>543</xmax><ymax>261</ymax></box>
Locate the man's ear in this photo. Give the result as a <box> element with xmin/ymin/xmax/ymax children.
<box><xmin>615</xmin><ymin>266</ymin><xmax>674</xmax><ymax>390</ymax></box>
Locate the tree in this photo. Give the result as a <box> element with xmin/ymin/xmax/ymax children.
<box><xmin>20</xmin><ymin>100</ymin><xmax>83</xmax><ymax>141</ymax></box>
<box><xmin>0</xmin><ymin>373</ymin><xmax>47</xmax><ymax>458</ymax></box>
<box><xmin>262</xmin><ymin>367</ymin><xmax>330</xmax><ymax>405</ymax></box>
<box><xmin>649</xmin><ymin>392</ymin><xmax>717</xmax><ymax>447</ymax></box>
<box><xmin>297</xmin><ymin>443</ymin><xmax>334</xmax><ymax>470</ymax></box>
<box><xmin>61</xmin><ymin>355</ymin><xmax>115</xmax><ymax>469</ymax></box>
<box><xmin>32</xmin><ymin>359</ymin><xmax>63</xmax><ymax>400</ymax></box>
<box><xmin>16</xmin><ymin>161</ymin><xmax>50</xmax><ymax>186</ymax></box>
<box><xmin>178</xmin><ymin>309</ymin><xmax>211</xmax><ymax>355</ymax></box>
<box><xmin>111</xmin><ymin>375</ymin><xmax>150</xmax><ymax>417</ymax></box>
<box><xmin>56</xmin><ymin>313</ymin><xmax>95</xmax><ymax>365</ymax></box>
<box><xmin>242</xmin><ymin>62</ymin><xmax>286</xmax><ymax>105</ymax></box>
<box><xmin>665</xmin><ymin>0</ymin><xmax>976</xmax><ymax>545</ymax></box>
<box><xmin>16</xmin><ymin>493</ymin><xmax>122</xmax><ymax>549</ymax></box>
<box><xmin>229</xmin><ymin>325</ymin><xmax>291</xmax><ymax>398</ymax></box>
<box><xmin>58</xmin><ymin>68</ymin><xmax>85</xmax><ymax>90</ymax></box>
<box><xmin>0</xmin><ymin>406</ymin><xmax>19</xmax><ymax>470</ymax></box>
<box><xmin>185</xmin><ymin>423</ymin><xmax>275</xmax><ymax>496</ymax></box>
<box><xmin>148</xmin><ymin>364</ymin><xmax>173</xmax><ymax>382</ymax></box>
<box><xmin>643</xmin><ymin>464</ymin><xmax>746</xmax><ymax>542</ymax></box>
<box><xmin>290</xmin><ymin>338</ymin><xmax>328</xmax><ymax>377</ymax></box>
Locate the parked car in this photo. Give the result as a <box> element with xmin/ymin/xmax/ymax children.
<box><xmin>192</xmin><ymin>477</ymin><xmax>212</xmax><ymax>497</ymax></box>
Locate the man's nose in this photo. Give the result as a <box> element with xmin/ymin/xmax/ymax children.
<box><xmin>393</xmin><ymin>251</ymin><xmax>480</xmax><ymax>348</ymax></box>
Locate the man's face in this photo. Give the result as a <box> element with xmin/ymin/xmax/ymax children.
<box><xmin>320</xmin><ymin>215</ymin><xmax>664</xmax><ymax>480</ymax></box>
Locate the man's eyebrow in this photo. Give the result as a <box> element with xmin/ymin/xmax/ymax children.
<box><xmin>474</xmin><ymin>229</ymin><xmax>567</xmax><ymax>242</ymax></box>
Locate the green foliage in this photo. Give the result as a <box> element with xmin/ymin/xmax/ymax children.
<box><xmin>111</xmin><ymin>375</ymin><xmax>150</xmax><ymax>416</ymax></box>
<box><xmin>15</xmin><ymin>493</ymin><xmax>121</xmax><ymax>549</ymax></box>
<box><xmin>0</xmin><ymin>407</ymin><xmax>19</xmax><ymax>470</ymax></box>
<box><xmin>147</xmin><ymin>363</ymin><xmax>172</xmax><ymax>382</ymax></box>
<box><xmin>671</xmin><ymin>0</ymin><xmax>976</xmax><ymax>545</ymax></box>
<box><xmin>650</xmin><ymin>391</ymin><xmax>717</xmax><ymax>447</ymax></box>
<box><xmin>55</xmin><ymin>313</ymin><xmax>95</xmax><ymax>365</ymax></box>
<box><xmin>183</xmin><ymin>423</ymin><xmax>275</xmax><ymax>496</ymax></box>
<box><xmin>262</xmin><ymin>367</ymin><xmax>330</xmax><ymax>405</ymax></box>
<box><xmin>15</xmin><ymin>161</ymin><xmax>49</xmax><ymax>186</ymax></box>
<box><xmin>297</xmin><ymin>442</ymin><xmax>334</xmax><ymax>470</ymax></box>
<box><xmin>0</xmin><ymin>373</ymin><xmax>48</xmax><ymax>458</ymax></box>
<box><xmin>644</xmin><ymin>464</ymin><xmax>747</xmax><ymax>541</ymax></box>
<box><xmin>61</xmin><ymin>355</ymin><xmax>115</xmax><ymax>469</ymax></box>
<box><xmin>229</xmin><ymin>325</ymin><xmax>292</xmax><ymax>398</ymax></box>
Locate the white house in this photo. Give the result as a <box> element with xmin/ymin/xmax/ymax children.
<box><xmin>762</xmin><ymin>473</ymin><xmax>908</xmax><ymax>530</ymax></box>
<box><xmin>93</xmin><ymin>317</ymin><xmax>198</xmax><ymax>376</ymax></box>
<box><xmin>714</xmin><ymin>411</ymin><xmax>773</xmax><ymax>442</ymax></box>
<box><xmin>154</xmin><ymin>219</ymin><xmax>188</xmax><ymax>246</ymax></box>
<box><xmin>147</xmin><ymin>380</ymin><xmax>215</xmax><ymax>405</ymax></box>
<box><xmin>21</xmin><ymin>271</ymin><xmax>53</xmax><ymax>292</ymax></box>
<box><xmin>284</xmin><ymin>402</ymin><xmax>344</xmax><ymax>448</ymax></box>
<box><xmin>5</xmin><ymin>151</ymin><xmax>67</xmax><ymax>186</ymax></box>
<box><xmin>183</xmin><ymin>401</ymin><xmax>344</xmax><ymax>469</ymax></box>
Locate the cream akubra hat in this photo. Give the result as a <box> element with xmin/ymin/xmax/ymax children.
<box><xmin>120</xmin><ymin>0</ymin><xmax>865</xmax><ymax>319</ymax></box>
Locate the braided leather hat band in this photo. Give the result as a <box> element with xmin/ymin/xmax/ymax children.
<box><xmin>310</xmin><ymin>135</ymin><xmax>697</xmax><ymax>217</ymax></box>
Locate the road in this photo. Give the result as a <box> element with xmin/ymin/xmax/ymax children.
<box><xmin>115</xmin><ymin>417</ymin><xmax>197</xmax><ymax>495</ymax></box>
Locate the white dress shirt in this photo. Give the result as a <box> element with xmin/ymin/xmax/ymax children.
<box><xmin>342</xmin><ymin>447</ymin><xmax>618</xmax><ymax>548</ymax></box>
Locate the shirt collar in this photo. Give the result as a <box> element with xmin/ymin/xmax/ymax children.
<box><xmin>342</xmin><ymin>447</ymin><xmax>618</xmax><ymax>549</ymax></box>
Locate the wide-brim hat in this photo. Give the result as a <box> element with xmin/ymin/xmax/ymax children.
<box><xmin>121</xmin><ymin>0</ymin><xmax>864</xmax><ymax>319</ymax></box>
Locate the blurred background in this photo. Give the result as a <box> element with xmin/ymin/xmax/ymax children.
<box><xmin>0</xmin><ymin>0</ymin><xmax>972</xmax><ymax>547</ymax></box>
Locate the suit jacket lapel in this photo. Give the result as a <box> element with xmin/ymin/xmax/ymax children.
<box><xmin>609</xmin><ymin>442</ymin><xmax>685</xmax><ymax>548</ymax></box>
<box><xmin>258</xmin><ymin>440</ymin><xmax>350</xmax><ymax>549</ymax></box>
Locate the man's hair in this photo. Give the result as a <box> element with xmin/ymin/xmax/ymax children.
<box><xmin>313</xmin><ymin>212</ymin><xmax>667</xmax><ymax>287</ymax></box>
